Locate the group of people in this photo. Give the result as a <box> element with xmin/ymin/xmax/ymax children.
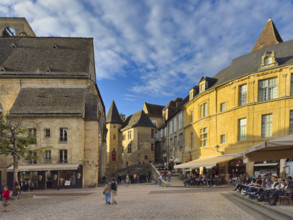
<box><xmin>0</xmin><ymin>184</ymin><xmax>10</xmax><ymax>212</ymax></box>
<box><xmin>103</xmin><ymin>173</ymin><xmax>151</xmax><ymax>185</ymax></box>
<box><xmin>15</xmin><ymin>178</ymin><xmax>33</xmax><ymax>196</ymax></box>
<box><xmin>234</xmin><ymin>171</ymin><xmax>293</xmax><ymax>206</ymax></box>
<box><xmin>103</xmin><ymin>178</ymin><xmax>118</xmax><ymax>205</ymax></box>
<box><xmin>183</xmin><ymin>173</ymin><xmax>219</xmax><ymax>187</ymax></box>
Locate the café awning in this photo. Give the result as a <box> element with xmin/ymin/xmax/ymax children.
<box><xmin>7</xmin><ymin>163</ymin><xmax>80</xmax><ymax>172</ymax></box>
<box><xmin>174</xmin><ymin>154</ymin><xmax>242</xmax><ymax>169</ymax></box>
<box><xmin>253</xmin><ymin>163</ymin><xmax>278</xmax><ymax>167</ymax></box>
<box><xmin>243</xmin><ymin>134</ymin><xmax>293</xmax><ymax>162</ymax></box>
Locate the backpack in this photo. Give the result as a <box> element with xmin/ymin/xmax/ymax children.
<box><xmin>111</xmin><ymin>182</ymin><xmax>117</xmax><ymax>191</ymax></box>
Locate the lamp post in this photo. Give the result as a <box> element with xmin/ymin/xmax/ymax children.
<box><xmin>215</xmin><ymin>145</ymin><xmax>224</xmax><ymax>155</ymax></box>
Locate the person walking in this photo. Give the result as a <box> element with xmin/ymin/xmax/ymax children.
<box><xmin>15</xmin><ymin>179</ymin><xmax>21</xmax><ymax>197</ymax></box>
<box><xmin>163</xmin><ymin>170</ymin><xmax>167</xmax><ymax>181</ymax></box>
<box><xmin>158</xmin><ymin>174</ymin><xmax>162</xmax><ymax>186</ymax></box>
<box><xmin>168</xmin><ymin>170</ymin><xmax>172</xmax><ymax>182</ymax></box>
<box><xmin>1</xmin><ymin>185</ymin><xmax>10</xmax><ymax>212</ymax></box>
<box><xmin>103</xmin><ymin>183</ymin><xmax>111</xmax><ymax>205</ymax></box>
<box><xmin>110</xmin><ymin>178</ymin><xmax>118</xmax><ymax>204</ymax></box>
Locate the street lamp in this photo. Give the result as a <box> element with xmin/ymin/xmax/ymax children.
<box><xmin>215</xmin><ymin>145</ymin><xmax>224</xmax><ymax>155</ymax></box>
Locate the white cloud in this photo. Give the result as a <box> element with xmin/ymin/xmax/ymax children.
<box><xmin>1</xmin><ymin>0</ymin><xmax>293</xmax><ymax>98</ymax></box>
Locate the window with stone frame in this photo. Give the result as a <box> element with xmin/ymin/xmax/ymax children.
<box><xmin>258</xmin><ymin>78</ymin><xmax>277</xmax><ymax>102</ymax></box>
<box><xmin>200</xmin><ymin>128</ymin><xmax>208</xmax><ymax>147</ymax></box>
<box><xmin>174</xmin><ymin>118</ymin><xmax>177</xmax><ymax>132</ymax></box>
<box><xmin>169</xmin><ymin>121</ymin><xmax>173</xmax><ymax>134</ymax></box>
<box><xmin>144</xmin><ymin>155</ymin><xmax>148</xmax><ymax>160</ymax></box>
<box><xmin>179</xmin><ymin>112</ymin><xmax>183</xmax><ymax>129</ymax></box>
<box><xmin>45</xmin><ymin>129</ymin><xmax>50</xmax><ymax>138</ymax></box>
<box><xmin>128</xmin><ymin>130</ymin><xmax>132</xmax><ymax>139</ymax></box>
<box><xmin>290</xmin><ymin>110</ymin><xmax>293</xmax><ymax>134</ymax></box>
<box><xmin>220</xmin><ymin>134</ymin><xmax>226</xmax><ymax>144</ymax></box>
<box><xmin>59</xmin><ymin>128</ymin><xmax>68</xmax><ymax>142</ymax></box>
<box><xmin>262</xmin><ymin>114</ymin><xmax>272</xmax><ymax>138</ymax></box>
<box><xmin>220</xmin><ymin>102</ymin><xmax>226</xmax><ymax>112</ymax></box>
<box><xmin>200</xmin><ymin>103</ymin><xmax>207</xmax><ymax>118</ymax></box>
<box><xmin>151</xmin><ymin>129</ymin><xmax>154</xmax><ymax>138</ymax></box>
<box><xmin>238</xmin><ymin>118</ymin><xmax>247</xmax><ymax>141</ymax></box>
<box><xmin>170</xmin><ymin>138</ymin><xmax>173</xmax><ymax>152</ymax></box>
<box><xmin>239</xmin><ymin>84</ymin><xmax>247</xmax><ymax>106</ymax></box>
<box><xmin>28</xmin><ymin>128</ymin><xmax>36</xmax><ymax>138</ymax></box>
<box><xmin>113</xmin><ymin>134</ymin><xmax>116</xmax><ymax>139</ymax></box>
<box><xmin>29</xmin><ymin>128</ymin><xmax>37</xmax><ymax>143</ymax></box>
<box><xmin>28</xmin><ymin>151</ymin><xmax>37</xmax><ymax>164</ymax></box>
<box><xmin>45</xmin><ymin>150</ymin><xmax>51</xmax><ymax>161</ymax></box>
<box><xmin>59</xmin><ymin>150</ymin><xmax>68</xmax><ymax>163</ymax></box>
<box><xmin>151</xmin><ymin>144</ymin><xmax>155</xmax><ymax>151</ymax></box>
<box><xmin>127</xmin><ymin>143</ymin><xmax>132</xmax><ymax>153</ymax></box>
<box><xmin>174</xmin><ymin>136</ymin><xmax>177</xmax><ymax>150</ymax></box>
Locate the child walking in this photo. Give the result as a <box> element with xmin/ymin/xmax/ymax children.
<box><xmin>1</xmin><ymin>185</ymin><xmax>10</xmax><ymax>212</ymax></box>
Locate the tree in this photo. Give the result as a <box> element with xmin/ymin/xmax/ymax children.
<box><xmin>0</xmin><ymin>115</ymin><xmax>36</xmax><ymax>196</ymax></box>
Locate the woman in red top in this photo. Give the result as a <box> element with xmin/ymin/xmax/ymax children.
<box><xmin>1</xmin><ymin>185</ymin><xmax>10</xmax><ymax>212</ymax></box>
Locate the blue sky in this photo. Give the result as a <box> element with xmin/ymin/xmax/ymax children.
<box><xmin>1</xmin><ymin>0</ymin><xmax>293</xmax><ymax>117</ymax></box>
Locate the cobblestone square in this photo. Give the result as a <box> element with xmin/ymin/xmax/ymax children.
<box><xmin>1</xmin><ymin>185</ymin><xmax>255</xmax><ymax>220</ymax></box>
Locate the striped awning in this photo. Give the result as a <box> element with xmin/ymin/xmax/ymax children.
<box><xmin>7</xmin><ymin>163</ymin><xmax>80</xmax><ymax>172</ymax></box>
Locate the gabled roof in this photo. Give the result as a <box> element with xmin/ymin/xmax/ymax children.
<box><xmin>0</xmin><ymin>37</ymin><xmax>95</xmax><ymax>81</ymax></box>
<box><xmin>106</xmin><ymin>100</ymin><xmax>123</xmax><ymax>124</ymax></box>
<box><xmin>121</xmin><ymin>110</ymin><xmax>155</xmax><ymax>130</ymax></box>
<box><xmin>187</xmin><ymin>19</ymin><xmax>293</xmax><ymax>97</ymax></box>
<box><xmin>251</xmin><ymin>18</ymin><xmax>283</xmax><ymax>53</ymax></box>
<box><xmin>144</xmin><ymin>102</ymin><xmax>164</xmax><ymax>117</ymax></box>
<box><xmin>167</xmin><ymin>95</ymin><xmax>189</xmax><ymax>121</ymax></box>
<box><xmin>9</xmin><ymin>88</ymin><xmax>87</xmax><ymax>117</ymax></box>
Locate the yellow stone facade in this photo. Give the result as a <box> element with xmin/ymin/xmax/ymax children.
<box><xmin>184</xmin><ymin>69</ymin><xmax>293</xmax><ymax>175</ymax></box>
<box><xmin>121</xmin><ymin>126</ymin><xmax>155</xmax><ymax>168</ymax></box>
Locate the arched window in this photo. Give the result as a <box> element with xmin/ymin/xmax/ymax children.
<box><xmin>3</xmin><ymin>26</ymin><xmax>16</xmax><ymax>37</ymax></box>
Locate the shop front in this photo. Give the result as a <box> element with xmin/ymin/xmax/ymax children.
<box><xmin>228</xmin><ymin>159</ymin><xmax>246</xmax><ymax>177</ymax></box>
<box><xmin>7</xmin><ymin>164</ymin><xmax>83</xmax><ymax>190</ymax></box>
<box><xmin>253</xmin><ymin>160</ymin><xmax>279</xmax><ymax>177</ymax></box>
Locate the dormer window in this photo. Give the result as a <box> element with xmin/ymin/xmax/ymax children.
<box><xmin>199</xmin><ymin>82</ymin><xmax>206</xmax><ymax>93</ymax></box>
<box><xmin>264</xmin><ymin>56</ymin><xmax>273</xmax><ymax>65</ymax></box>
<box><xmin>260</xmin><ymin>51</ymin><xmax>278</xmax><ymax>69</ymax></box>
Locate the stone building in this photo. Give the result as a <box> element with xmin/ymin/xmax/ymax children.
<box><xmin>0</xmin><ymin>17</ymin><xmax>106</xmax><ymax>189</ymax></box>
<box><xmin>106</xmin><ymin>101</ymin><xmax>156</xmax><ymax>174</ymax></box>
<box><xmin>142</xmin><ymin>102</ymin><xmax>165</xmax><ymax>163</ymax></box>
<box><xmin>179</xmin><ymin>18</ymin><xmax>293</xmax><ymax>177</ymax></box>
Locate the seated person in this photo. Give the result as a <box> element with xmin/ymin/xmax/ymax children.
<box><xmin>269</xmin><ymin>178</ymin><xmax>287</xmax><ymax>205</ymax></box>
<box><xmin>257</xmin><ymin>176</ymin><xmax>278</xmax><ymax>202</ymax></box>
<box><xmin>183</xmin><ymin>174</ymin><xmax>191</xmax><ymax>186</ymax></box>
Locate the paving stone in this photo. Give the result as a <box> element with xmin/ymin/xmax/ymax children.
<box><xmin>0</xmin><ymin>185</ymin><xmax>255</xmax><ymax>220</ymax></box>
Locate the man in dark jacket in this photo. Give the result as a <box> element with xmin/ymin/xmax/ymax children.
<box><xmin>111</xmin><ymin>178</ymin><xmax>118</xmax><ymax>204</ymax></box>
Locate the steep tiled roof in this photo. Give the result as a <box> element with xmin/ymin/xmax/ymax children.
<box><xmin>121</xmin><ymin>110</ymin><xmax>155</xmax><ymax>130</ymax></box>
<box><xmin>251</xmin><ymin>18</ymin><xmax>283</xmax><ymax>53</ymax></box>
<box><xmin>106</xmin><ymin>100</ymin><xmax>123</xmax><ymax>124</ymax></box>
<box><xmin>213</xmin><ymin>38</ymin><xmax>293</xmax><ymax>87</ymax></box>
<box><xmin>9</xmin><ymin>88</ymin><xmax>87</xmax><ymax>117</ymax></box>
<box><xmin>144</xmin><ymin>102</ymin><xmax>164</xmax><ymax>117</ymax></box>
<box><xmin>167</xmin><ymin>95</ymin><xmax>189</xmax><ymax>121</ymax></box>
<box><xmin>0</xmin><ymin>37</ymin><xmax>94</xmax><ymax>81</ymax></box>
